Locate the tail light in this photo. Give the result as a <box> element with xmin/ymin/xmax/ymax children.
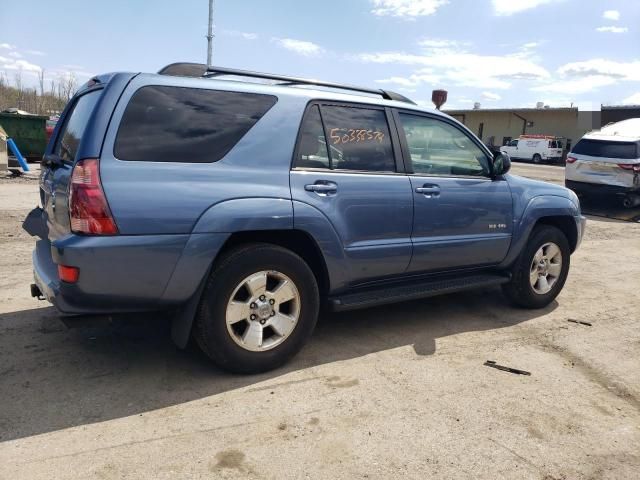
<box><xmin>69</xmin><ymin>159</ymin><xmax>118</xmax><ymax>235</ymax></box>
<box><xmin>566</xmin><ymin>156</ymin><xmax>577</xmax><ymax>164</ymax></box>
<box><xmin>618</xmin><ymin>163</ymin><xmax>640</xmax><ymax>172</ymax></box>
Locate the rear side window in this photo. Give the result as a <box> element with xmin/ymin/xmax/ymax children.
<box><xmin>55</xmin><ymin>90</ymin><xmax>101</xmax><ymax>162</ymax></box>
<box><xmin>573</xmin><ymin>139</ymin><xmax>639</xmax><ymax>159</ymax></box>
<box><xmin>115</xmin><ymin>86</ymin><xmax>277</xmax><ymax>163</ymax></box>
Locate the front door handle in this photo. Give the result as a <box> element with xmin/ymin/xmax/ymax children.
<box><xmin>415</xmin><ymin>184</ymin><xmax>440</xmax><ymax>197</ymax></box>
<box><xmin>305</xmin><ymin>182</ymin><xmax>337</xmax><ymax>195</ymax></box>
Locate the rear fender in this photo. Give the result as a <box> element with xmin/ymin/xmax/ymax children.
<box><xmin>192</xmin><ymin>198</ymin><xmax>293</xmax><ymax>233</ymax></box>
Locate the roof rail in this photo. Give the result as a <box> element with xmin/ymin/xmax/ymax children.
<box><xmin>157</xmin><ymin>63</ymin><xmax>416</xmax><ymax>105</ymax></box>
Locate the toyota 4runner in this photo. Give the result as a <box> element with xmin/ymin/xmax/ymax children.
<box><xmin>24</xmin><ymin>63</ymin><xmax>586</xmax><ymax>373</ymax></box>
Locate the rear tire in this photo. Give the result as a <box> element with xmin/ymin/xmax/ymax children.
<box><xmin>532</xmin><ymin>154</ymin><xmax>542</xmax><ymax>164</ymax></box>
<box><xmin>502</xmin><ymin>225</ymin><xmax>570</xmax><ymax>309</ymax></box>
<box><xmin>194</xmin><ymin>243</ymin><xmax>319</xmax><ymax>374</ymax></box>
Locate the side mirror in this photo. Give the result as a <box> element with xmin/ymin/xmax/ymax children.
<box><xmin>492</xmin><ymin>152</ymin><xmax>511</xmax><ymax>177</ymax></box>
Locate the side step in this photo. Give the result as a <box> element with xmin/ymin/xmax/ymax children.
<box><xmin>329</xmin><ymin>273</ymin><xmax>510</xmax><ymax>312</ymax></box>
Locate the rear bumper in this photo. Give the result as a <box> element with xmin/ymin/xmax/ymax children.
<box><xmin>26</xmin><ymin>208</ymin><xmax>229</xmax><ymax>315</ymax></box>
<box><xmin>565</xmin><ymin>180</ymin><xmax>640</xmax><ymax>196</ymax></box>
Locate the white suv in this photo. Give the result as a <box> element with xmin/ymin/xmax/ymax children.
<box><xmin>565</xmin><ymin>119</ymin><xmax>640</xmax><ymax>208</ymax></box>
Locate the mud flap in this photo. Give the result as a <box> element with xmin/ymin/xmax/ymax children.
<box><xmin>23</xmin><ymin>207</ymin><xmax>47</xmax><ymax>239</ymax></box>
<box><xmin>170</xmin><ymin>268</ymin><xmax>209</xmax><ymax>349</ymax></box>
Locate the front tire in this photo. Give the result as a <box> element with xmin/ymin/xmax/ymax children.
<box><xmin>532</xmin><ymin>154</ymin><xmax>542</xmax><ymax>164</ymax></box>
<box><xmin>194</xmin><ymin>243</ymin><xmax>319</xmax><ymax>373</ymax></box>
<box><xmin>502</xmin><ymin>225</ymin><xmax>570</xmax><ymax>309</ymax></box>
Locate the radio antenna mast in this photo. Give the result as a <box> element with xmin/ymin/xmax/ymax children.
<box><xmin>206</xmin><ymin>0</ymin><xmax>215</xmax><ymax>67</ymax></box>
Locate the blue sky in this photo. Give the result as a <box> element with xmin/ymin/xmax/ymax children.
<box><xmin>1</xmin><ymin>0</ymin><xmax>639</xmax><ymax>110</ymax></box>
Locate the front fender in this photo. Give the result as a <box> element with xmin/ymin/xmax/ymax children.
<box><xmin>500</xmin><ymin>195</ymin><xmax>579</xmax><ymax>268</ymax></box>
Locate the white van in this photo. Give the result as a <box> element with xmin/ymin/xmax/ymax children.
<box><xmin>500</xmin><ymin>135</ymin><xmax>564</xmax><ymax>164</ymax></box>
<box><xmin>565</xmin><ymin>119</ymin><xmax>640</xmax><ymax>208</ymax></box>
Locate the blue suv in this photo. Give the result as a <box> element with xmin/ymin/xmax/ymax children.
<box><xmin>24</xmin><ymin>63</ymin><xmax>586</xmax><ymax>373</ymax></box>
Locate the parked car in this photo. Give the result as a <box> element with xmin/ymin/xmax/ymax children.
<box><xmin>565</xmin><ymin>119</ymin><xmax>640</xmax><ymax>208</ymax></box>
<box><xmin>23</xmin><ymin>64</ymin><xmax>586</xmax><ymax>373</ymax></box>
<box><xmin>501</xmin><ymin>135</ymin><xmax>565</xmax><ymax>164</ymax></box>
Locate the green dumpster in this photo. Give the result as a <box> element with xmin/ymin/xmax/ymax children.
<box><xmin>0</xmin><ymin>111</ymin><xmax>48</xmax><ymax>162</ymax></box>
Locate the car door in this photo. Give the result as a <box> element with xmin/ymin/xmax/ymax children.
<box><xmin>290</xmin><ymin>103</ymin><xmax>413</xmax><ymax>284</ymax></box>
<box><xmin>393</xmin><ymin>111</ymin><xmax>513</xmax><ymax>274</ymax></box>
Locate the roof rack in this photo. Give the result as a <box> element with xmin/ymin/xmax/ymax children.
<box><xmin>157</xmin><ymin>62</ymin><xmax>416</xmax><ymax>105</ymax></box>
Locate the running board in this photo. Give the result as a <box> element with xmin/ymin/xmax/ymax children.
<box><xmin>329</xmin><ymin>273</ymin><xmax>510</xmax><ymax>312</ymax></box>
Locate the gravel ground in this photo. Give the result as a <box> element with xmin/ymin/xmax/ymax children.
<box><xmin>0</xmin><ymin>163</ymin><xmax>639</xmax><ymax>480</ymax></box>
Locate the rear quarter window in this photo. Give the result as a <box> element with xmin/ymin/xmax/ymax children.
<box><xmin>55</xmin><ymin>89</ymin><xmax>102</xmax><ymax>162</ymax></box>
<box><xmin>572</xmin><ymin>139</ymin><xmax>639</xmax><ymax>159</ymax></box>
<box><xmin>114</xmin><ymin>86</ymin><xmax>277</xmax><ymax>163</ymax></box>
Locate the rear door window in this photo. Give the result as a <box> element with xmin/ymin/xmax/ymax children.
<box><xmin>115</xmin><ymin>86</ymin><xmax>277</xmax><ymax>163</ymax></box>
<box><xmin>55</xmin><ymin>89</ymin><xmax>101</xmax><ymax>163</ymax></box>
<box><xmin>320</xmin><ymin>105</ymin><xmax>395</xmax><ymax>172</ymax></box>
<box><xmin>573</xmin><ymin>139</ymin><xmax>639</xmax><ymax>159</ymax></box>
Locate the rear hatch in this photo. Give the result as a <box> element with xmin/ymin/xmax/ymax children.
<box><xmin>566</xmin><ymin>138</ymin><xmax>640</xmax><ymax>187</ymax></box>
<box><xmin>40</xmin><ymin>88</ymin><xmax>103</xmax><ymax>240</ymax></box>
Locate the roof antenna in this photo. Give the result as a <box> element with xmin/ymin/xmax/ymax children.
<box><xmin>206</xmin><ymin>0</ymin><xmax>215</xmax><ymax>68</ymax></box>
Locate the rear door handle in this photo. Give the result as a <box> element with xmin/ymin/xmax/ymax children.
<box><xmin>305</xmin><ymin>182</ymin><xmax>337</xmax><ymax>195</ymax></box>
<box><xmin>415</xmin><ymin>184</ymin><xmax>440</xmax><ymax>197</ymax></box>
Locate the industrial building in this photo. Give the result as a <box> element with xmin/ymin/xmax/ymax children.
<box><xmin>444</xmin><ymin>104</ymin><xmax>639</xmax><ymax>153</ymax></box>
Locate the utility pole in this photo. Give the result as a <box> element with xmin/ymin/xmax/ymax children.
<box><xmin>207</xmin><ymin>0</ymin><xmax>215</xmax><ymax>67</ymax></box>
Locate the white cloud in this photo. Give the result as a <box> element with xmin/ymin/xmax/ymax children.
<box><xmin>362</xmin><ymin>49</ymin><xmax>549</xmax><ymax>90</ymax></box>
<box><xmin>531</xmin><ymin>75</ymin><xmax>616</xmax><ymax>94</ymax></box>
<box><xmin>223</xmin><ymin>30</ymin><xmax>258</xmax><ymax>40</ymax></box>
<box><xmin>596</xmin><ymin>26</ymin><xmax>628</xmax><ymax>33</ymax></box>
<box><xmin>603</xmin><ymin>10</ymin><xmax>620</xmax><ymax>21</ymax></box>
<box><xmin>376</xmin><ymin>70</ymin><xmax>441</xmax><ymax>87</ymax></box>
<box><xmin>25</xmin><ymin>49</ymin><xmax>45</xmax><ymax>56</ymax></box>
<box><xmin>558</xmin><ymin>59</ymin><xmax>640</xmax><ymax>81</ymax></box>
<box><xmin>529</xmin><ymin>59</ymin><xmax>640</xmax><ymax>98</ymax></box>
<box><xmin>492</xmin><ymin>0</ymin><xmax>561</xmax><ymax>16</ymax></box>
<box><xmin>8</xmin><ymin>51</ymin><xmax>22</xmax><ymax>58</ymax></box>
<box><xmin>482</xmin><ymin>91</ymin><xmax>501</xmax><ymax>101</ymax></box>
<box><xmin>272</xmin><ymin>38</ymin><xmax>324</xmax><ymax>56</ymax></box>
<box><xmin>622</xmin><ymin>92</ymin><xmax>640</xmax><ymax>105</ymax></box>
<box><xmin>0</xmin><ymin>57</ymin><xmax>41</xmax><ymax>73</ymax></box>
<box><xmin>370</xmin><ymin>0</ymin><xmax>448</xmax><ymax>17</ymax></box>
<box><xmin>0</xmin><ymin>43</ymin><xmax>16</xmax><ymax>50</ymax></box>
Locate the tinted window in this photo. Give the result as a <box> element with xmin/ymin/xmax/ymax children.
<box><xmin>572</xmin><ymin>139</ymin><xmax>638</xmax><ymax>159</ymax></box>
<box><xmin>55</xmin><ymin>90</ymin><xmax>101</xmax><ymax>162</ymax></box>
<box><xmin>295</xmin><ymin>105</ymin><xmax>330</xmax><ymax>169</ymax></box>
<box><xmin>320</xmin><ymin>105</ymin><xmax>395</xmax><ymax>172</ymax></box>
<box><xmin>115</xmin><ymin>86</ymin><xmax>277</xmax><ymax>163</ymax></box>
<box><xmin>398</xmin><ymin>114</ymin><xmax>489</xmax><ymax>176</ymax></box>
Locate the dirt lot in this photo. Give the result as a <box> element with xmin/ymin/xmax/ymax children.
<box><xmin>0</xmin><ymin>163</ymin><xmax>639</xmax><ymax>480</ymax></box>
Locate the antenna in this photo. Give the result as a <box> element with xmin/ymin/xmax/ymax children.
<box><xmin>206</xmin><ymin>0</ymin><xmax>215</xmax><ymax>67</ymax></box>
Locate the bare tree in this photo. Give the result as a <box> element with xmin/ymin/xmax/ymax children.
<box><xmin>13</xmin><ymin>69</ymin><xmax>24</xmax><ymax>110</ymax></box>
<box><xmin>60</xmin><ymin>72</ymin><xmax>77</xmax><ymax>101</ymax></box>
<box><xmin>37</xmin><ymin>69</ymin><xmax>46</xmax><ymax>113</ymax></box>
